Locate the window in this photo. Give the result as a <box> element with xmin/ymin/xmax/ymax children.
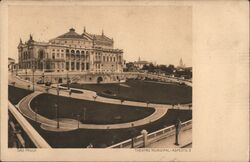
<box><xmin>66</xmin><ymin>62</ymin><xmax>69</xmax><ymax>70</ymax></box>
<box><xmin>71</xmin><ymin>62</ymin><xmax>74</xmax><ymax>70</ymax></box>
<box><xmin>61</xmin><ymin>50</ymin><xmax>64</xmax><ymax>52</ymax></box>
<box><xmin>52</xmin><ymin>53</ymin><xmax>55</xmax><ymax>59</ymax></box>
<box><xmin>57</xmin><ymin>53</ymin><xmax>59</xmax><ymax>57</ymax></box>
<box><xmin>52</xmin><ymin>49</ymin><xmax>55</xmax><ymax>51</ymax></box>
<box><xmin>61</xmin><ymin>54</ymin><xmax>64</xmax><ymax>58</ymax></box>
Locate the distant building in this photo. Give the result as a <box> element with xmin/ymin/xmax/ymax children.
<box><xmin>133</xmin><ymin>57</ymin><xmax>152</xmax><ymax>69</ymax></box>
<box><xmin>177</xmin><ymin>58</ymin><xmax>186</xmax><ymax>69</ymax></box>
<box><xmin>18</xmin><ymin>27</ymin><xmax>124</xmax><ymax>73</ymax></box>
<box><xmin>8</xmin><ymin>58</ymin><xmax>15</xmax><ymax>71</ymax></box>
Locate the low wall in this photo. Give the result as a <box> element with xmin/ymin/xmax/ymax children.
<box><xmin>8</xmin><ymin>101</ymin><xmax>51</xmax><ymax>148</ymax></box>
<box><xmin>107</xmin><ymin>120</ymin><xmax>192</xmax><ymax>148</ymax></box>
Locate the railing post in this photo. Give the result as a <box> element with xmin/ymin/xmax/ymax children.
<box><xmin>141</xmin><ymin>129</ymin><xmax>148</xmax><ymax>148</ymax></box>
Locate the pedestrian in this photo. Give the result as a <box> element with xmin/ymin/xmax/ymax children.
<box><xmin>69</xmin><ymin>89</ymin><xmax>72</xmax><ymax>97</ymax></box>
<box><xmin>87</xmin><ymin>143</ymin><xmax>93</xmax><ymax>148</ymax></box>
<box><xmin>174</xmin><ymin>118</ymin><xmax>181</xmax><ymax>145</ymax></box>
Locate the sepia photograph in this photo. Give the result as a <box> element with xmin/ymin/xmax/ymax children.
<box><xmin>1</xmin><ymin>0</ymin><xmax>249</xmax><ymax>161</ymax></box>
<box><xmin>7</xmin><ymin>4</ymin><xmax>192</xmax><ymax>149</ymax></box>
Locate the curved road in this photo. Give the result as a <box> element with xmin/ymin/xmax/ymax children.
<box><xmin>10</xmin><ymin>73</ymin><xmax>191</xmax><ymax>131</ymax></box>
<box><xmin>18</xmin><ymin>91</ymin><xmax>167</xmax><ymax>131</ymax></box>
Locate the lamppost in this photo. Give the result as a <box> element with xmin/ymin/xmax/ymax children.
<box><xmin>42</xmin><ymin>72</ymin><xmax>45</xmax><ymax>84</ymax></box>
<box><xmin>117</xmin><ymin>79</ymin><xmax>121</xmax><ymax>94</ymax></box>
<box><xmin>130</xmin><ymin>123</ymin><xmax>136</xmax><ymax>148</ymax></box>
<box><xmin>15</xmin><ymin>64</ymin><xmax>18</xmax><ymax>76</ymax></box>
<box><xmin>67</xmin><ymin>72</ymin><xmax>70</xmax><ymax>90</ymax></box>
<box><xmin>34</xmin><ymin>107</ymin><xmax>38</xmax><ymax>122</ymax></box>
<box><xmin>32</xmin><ymin>66</ymin><xmax>35</xmax><ymax>92</ymax></box>
<box><xmin>54</xmin><ymin>103</ymin><xmax>59</xmax><ymax>129</ymax></box>
<box><xmin>34</xmin><ymin>101</ymin><xmax>38</xmax><ymax>122</ymax></box>
<box><xmin>174</xmin><ymin>118</ymin><xmax>181</xmax><ymax>145</ymax></box>
<box><xmin>56</xmin><ymin>84</ymin><xmax>60</xmax><ymax>128</ymax></box>
<box><xmin>25</xmin><ymin>68</ymin><xmax>27</xmax><ymax>80</ymax></box>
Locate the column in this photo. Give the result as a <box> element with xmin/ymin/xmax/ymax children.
<box><xmin>69</xmin><ymin>61</ymin><xmax>71</xmax><ymax>71</ymax></box>
<box><xmin>74</xmin><ymin>61</ymin><xmax>77</xmax><ymax>71</ymax></box>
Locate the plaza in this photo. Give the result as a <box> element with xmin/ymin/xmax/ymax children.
<box><xmin>8</xmin><ymin>70</ymin><xmax>192</xmax><ymax>148</ymax></box>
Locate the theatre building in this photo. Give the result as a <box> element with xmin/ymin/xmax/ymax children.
<box><xmin>18</xmin><ymin>28</ymin><xmax>124</xmax><ymax>73</ymax></box>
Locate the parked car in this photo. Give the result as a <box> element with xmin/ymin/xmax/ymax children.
<box><xmin>45</xmin><ymin>81</ymin><xmax>52</xmax><ymax>86</ymax></box>
<box><xmin>36</xmin><ymin>80</ymin><xmax>44</xmax><ymax>84</ymax></box>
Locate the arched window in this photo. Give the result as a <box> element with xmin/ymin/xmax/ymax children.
<box><xmin>71</xmin><ymin>50</ymin><xmax>75</xmax><ymax>54</ymax></box>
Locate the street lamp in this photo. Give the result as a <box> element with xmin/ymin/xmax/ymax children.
<box><xmin>117</xmin><ymin>79</ymin><xmax>121</xmax><ymax>94</ymax></box>
<box><xmin>130</xmin><ymin>123</ymin><xmax>136</xmax><ymax>148</ymax></box>
<box><xmin>15</xmin><ymin>64</ymin><xmax>18</xmax><ymax>76</ymax></box>
<box><xmin>34</xmin><ymin>101</ymin><xmax>38</xmax><ymax>122</ymax></box>
<box><xmin>34</xmin><ymin>107</ymin><xmax>38</xmax><ymax>122</ymax></box>
<box><xmin>32</xmin><ymin>66</ymin><xmax>35</xmax><ymax>92</ymax></box>
<box><xmin>54</xmin><ymin>103</ymin><xmax>59</xmax><ymax>129</ymax></box>
<box><xmin>66</xmin><ymin>72</ymin><xmax>71</xmax><ymax>90</ymax></box>
<box><xmin>174</xmin><ymin>118</ymin><xmax>181</xmax><ymax>146</ymax></box>
<box><xmin>25</xmin><ymin>68</ymin><xmax>27</xmax><ymax>80</ymax></box>
<box><xmin>42</xmin><ymin>72</ymin><xmax>45</xmax><ymax>84</ymax></box>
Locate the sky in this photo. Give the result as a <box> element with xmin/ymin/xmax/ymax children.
<box><xmin>8</xmin><ymin>5</ymin><xmax>192</xmax><ymax>67</ymax></box>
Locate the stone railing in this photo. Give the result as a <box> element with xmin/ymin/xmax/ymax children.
<box><xmin>107</xmin><ymin>120</ymin><xmax>192</xmax><ymax>148</ymax></box>
<box><xmin>8</xmin><ymin>101</ymin><xmax>51</xmax><ymax>148</ymax></box>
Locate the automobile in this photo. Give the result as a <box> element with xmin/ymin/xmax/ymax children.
<box><xmin>45</xmin><ymin>81</ymin><xmax>52</xmax><ymax>86</ymax></box>
<box><xmin>36</xmin><ymin>80</ymin><xmax>44</xmax><ymax>84</ymax></box>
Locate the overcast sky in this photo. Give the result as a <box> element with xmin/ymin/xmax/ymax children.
<box><xmin>8</xmin><ymin>5</ymin><xmax>192</xmax><ymax>66</ymax></box>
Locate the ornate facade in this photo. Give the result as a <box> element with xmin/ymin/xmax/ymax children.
<box><xmin>18</xmin><ymin>28</ymin><xmax>124</xmax><ymax>73</ymax></box>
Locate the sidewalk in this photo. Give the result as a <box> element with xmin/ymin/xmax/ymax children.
<box><xmin>147</xmin><ymin>129</ymin><xmax>192</xmax><ymax>148</ymax></box>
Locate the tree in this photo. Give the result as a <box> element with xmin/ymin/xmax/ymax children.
<box><xmin>125</xmin><ymin>62</ymin><xmax>136</xmax><ymax>72</ymax></box>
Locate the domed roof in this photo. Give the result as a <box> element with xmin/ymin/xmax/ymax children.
<box><xmin>57</xmin><ymin>28</ymin><xmax>86</xmax><ymax>39</ymax></box>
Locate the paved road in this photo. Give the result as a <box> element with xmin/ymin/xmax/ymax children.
<box><xmin>17</xmin><ymin>91</ymin><xmax>168</xmax><ymax>131</ymax></box>
<box><xmin>9</xmin><ymin>73</ymin><xmax>191</xmax><ymax>131</ymax></box>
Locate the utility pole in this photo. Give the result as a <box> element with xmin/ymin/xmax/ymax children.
<box><xmin>32</xmin><ymin>65</ymin><xmax>35</xmax><ymax>92</ymax></box>
<box><xmin>56</xmin><ymin>83</ymin><xmax>60</xmax><ymax>129</ymax></box>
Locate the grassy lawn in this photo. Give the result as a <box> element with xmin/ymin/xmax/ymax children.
<box><xmin>62</xmin><ymin>80</ymin><xmax>192</xmax><ymax>104</ymax></box>
<box><xmin>8</xmin><ymin>85</ymin><xmax>33</xmax><ymax>105</ymax></box>
<box><xmin>30</xmin><ymin>93</ymin><xmax>155</xmax><ymax>124</ymax></box>
<box><xmin>8</xmin><ymin>84</ymin><xmax>192</xmax><ymax>148</ymax></box>
<box><xmin>27</xmin><ymin>109</ymin><xmax>192</xmax><ymax>148</ymax></box>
